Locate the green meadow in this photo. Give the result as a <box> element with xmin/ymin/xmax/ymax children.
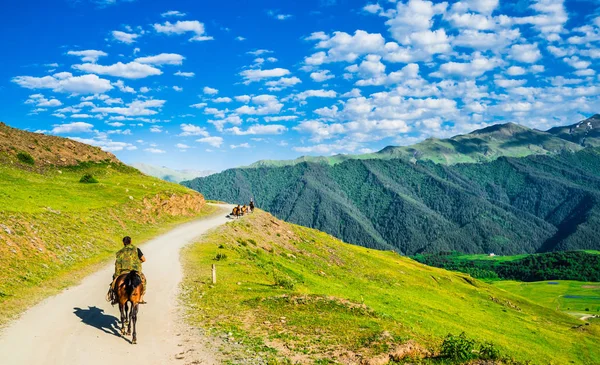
<box><xmin>181</xmin><ymin>211</ymin><xmax>600</xmax><ymax>364</ymax></box>
<box><xmin>0</xmin><ymin>159</ymin><xmax>214</xmax><ymax>325</ymax></box>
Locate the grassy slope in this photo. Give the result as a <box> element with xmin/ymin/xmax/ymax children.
<box><xmin>0</xmin><ymin>159</ymin><xmax>215</xmax><ymax>325</ymax></box>
<box><xmin>493</xmin><ymin>281</ymin><xmax>600</xmax><ymax>315</ymax></box>
<box><xmin>182</xmin><ymin>211</ymin><xmax>600</xmax><ymax>364</ymax></box>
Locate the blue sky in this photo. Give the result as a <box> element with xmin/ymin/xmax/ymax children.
<box><xmin>1</xmin><ymin>0</ymin><xmax>599</xmax><ymax>171</ymax></box>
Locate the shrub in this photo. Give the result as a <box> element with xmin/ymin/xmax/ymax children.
<box><xmin>214</xmin><ymin>253</ymin><xmax>228</xmax><ymax>261</ymax></box>
<box><xmin>248</xmin><ymin>238</ymin><xmax>257</xmax><ymax>245</ymax></box>
<box><xmin>17</xmin><ymin>152</ymin><xmax>35</xmax><ymax>165</ymax></box>
<box><xmin>79</xmin><ymin>174</ymin><xmax>98</xmax><ymax>184</ymax></box>
<box><xmin>441</xmin><ymin>332</ymin><xmax>475</xmax><ymax>360</ymax></box>
<box><xmin>479</xmin><ymin>341</ymin><xmax>500</xmax><ymax>360</ymax></box>
<box><xmin>273</xmin><ymin>271</ymin><xmax>295</xmax><ymax>290</ymax></box>
<box><xmin>218</xmin><ymin>244</ymin><xmax>225</xmax><ymax>249</ymax></box>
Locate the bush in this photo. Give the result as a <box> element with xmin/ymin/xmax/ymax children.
<box><xmin>441</xmin><ymin>332</ymin><xmax>475</xmax><ymax>360</ymax></box>
<box><xmin>79</xmin><ymin>174</ymin><xmax>98</xmax><ymax>184</ymax></box>
<box><xmin>273</xmin><ymin>271</ymin><xmax>295</xmax><ymax>290</ymax></box>
<box><xmin>17</xmin><ymin>152</ymin><xmax>35</xmax><ymax>165</ymax></box>
<box><xmin>479</xmin><ymin>341</ymin><xmax>500</xmax><ymax>360</ymax></box>
<box><xmin>214</xmin><ymin>253</ymin><xmax>227</xmax><ymax>261</ymax></box>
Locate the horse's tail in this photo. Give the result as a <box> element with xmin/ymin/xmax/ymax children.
<box><xmin>124</xmin><ymin>270</ymin><xmax>143</xmax><ymax>297</ymax></box>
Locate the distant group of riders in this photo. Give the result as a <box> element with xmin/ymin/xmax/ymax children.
<box><xmin>228</xmin><ymin>198</ymin><xmax>255</xmax><ymax>218</ymax></box>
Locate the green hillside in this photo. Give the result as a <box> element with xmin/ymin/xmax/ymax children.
<box><xmin>0</xmin><ymin>122</ymin><xmax>213</xmax><ymax>325</ymax></box>
<box><xmin>181</xmin><ymin>211</ymin><xmax>600</xmax><ymax>364</ymax></box>
<box><xmin>184</xmin><ymin>146</ymin><xmax>600</xmax><ymax>255</ymax></box>
<box><xmin>246</xmin><ymin>116</ymin><xmax>598</xmax><ymax>169</ymax></box>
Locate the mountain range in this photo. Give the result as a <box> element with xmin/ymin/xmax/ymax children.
<box><xmin>183</xmin><ymin>115</ymin><xmax>600</xmax><ymax>255</ymax></box>
<box><xmin>131</xmin><ymin>162</ymin><xmax>214</xmax><ymax>183</ymax></box>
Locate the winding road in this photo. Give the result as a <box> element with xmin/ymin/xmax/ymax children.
<box><xmin>0</xmin><ymin>205</ymin><xmax>231</xmax><ymax>365</ymax></box>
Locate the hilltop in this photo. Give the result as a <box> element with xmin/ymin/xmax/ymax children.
<box><xmin>0</xmin><ymin>122</ymin><xmax>118</xmax><ymax>167</ymax></box>
<box><xmin>184</xmin><ymin>118</ymin><xmax>600</xmax><ymax>255</ymax></box>
<box><xmin>0</xmin><ymin>122</ymin><xmax>213</xmax><ymax>325</ymax></box>
<box><xmin>246</xmin><ymin>116</ymin><xmax>597</xmax><ymax>168</ymax></box>
<box><xmin>181</xmin><ymin>210</ymin><xmax>600</xmax><ymax>364</ymax></box>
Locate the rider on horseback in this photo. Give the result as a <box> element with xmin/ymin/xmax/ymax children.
<box><xmin>107</xmin><ymin>236</ymin><xmax>147</xmax><ymax>305</ymax></box>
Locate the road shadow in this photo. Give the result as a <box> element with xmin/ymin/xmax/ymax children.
<box><xmin>73</xmin><ymin>306</ymin><xmax>120</xmax><ymax>337</ymax></box>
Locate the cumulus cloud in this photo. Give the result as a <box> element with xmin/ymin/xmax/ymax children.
<box><xmin>67</xmin><ymin>50</ymin><xmax>107</xmax><ymax>63</ymax></box>
<box><xmin>135</xmin><ymin>53</ymin><xmax>184</xmax><ymax>65</ymax></box>
<box><xmin>509</xmin><ymin>43</ymin><xmax>542</xmax><ymax>63</ymax></box>
<box><xmin>230</xmin><ymin>143</ymin><xmax>251</xmax><ymax>149</ymax></box>
<box><xmin>239</xmin><ymin>68</ymin><xmax>291</xmax><ymax>83</ymax></box>
<box><xmin>92</xmin><ymin>99</ymin><xmax>165</xmax><ymax>116</ymax></box>
<box><xmin>227</xmin><ymin>124</ymin><xmax>287</xmax><ymax>135</ymax></box>
<box><xmin>112</xmin><ymin>30</ymin><xmax>140</xmax><ymax>44</ymax></box>
<box><xmin>25</xmin><ymin>94</ymin><xmax>63</xmax><ymax>108</ymax></box>
<box><xmin>213</xmin><ymin>97</ymin><xmax>232</xmax><ymax>103</ymax></box>
<box><xmin>292</xmin><ymin>89</ymin><xmax>337</xmax><ymax>101</ymax></box>
<box><xmin>196</xmin><ymin>136</ymin><xmax>223</xmax><ymax>148</ymax></box>
<box><xmin>174</xmin><ymin>71</ymin><xmax>195</xmax><ymax>77</ymax></box>
<box><xmin>51</xmin><ymin>122</ymin><xmax>94</xmax><ymax>134</ymax></box>
<box><xmin>305</xmin><ymin>30</ymin><xmax>386</xmax><ymax>65</ymax></box>
<box><xmin>73</xmin><ymin>62</ymin><xmax>162</xmax><ymax>79</ymax></box>
<box><xmin>179</xmin><ymin>123</ymin><xmax>209</xmax><ymax>136</ymax></box>
<box><xmin>145</xmin><ymin>148</ymin><xmax>166</xmax><ymax>153</ymax></box>
<box><xmin>203</xmin><ymin>86</ymin><xmax>218</xmax><ymax>95</ymax></box>
<box><xmin>13</xmin><ymin>72</ymin><xmax>113</xmax><ymax>94</ymax></box>
<box><xmin>235</xmin><ymin>94</ymin><xmax>283</xmax><ymax>115</ymax></box>
<box><xmin>153</xmin><ymin>20</ymin><xmax>213</xmax><ymax>41</ymax></box>
<box><xmin>434</xmin><ymin>52</ymin><xmax>502</xmax><ymax>77</ymax></box>
<box><xmin>265</xmin><ymin>76</ymin><xmax>301</xmax><ymax>90</ymax></box>
<box><xmin>310</xmin><ymin>70</ymin><xmax>335</xmax><ymax>82</ymax></box>
<box><xmin>161</xmin><ymin>10</ymin><xmax>186</xmax><ymax>17</ymax></box>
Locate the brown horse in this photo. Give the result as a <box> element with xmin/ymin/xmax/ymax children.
<box><xmin>114</xmin><ymin>270</ymin><xmax>144</xmax><ymax>344</ymax></box>
<box><xmin>231</xmin><ymin>206</ymin><xmax>240</xmax><ymax>218</ymax></box>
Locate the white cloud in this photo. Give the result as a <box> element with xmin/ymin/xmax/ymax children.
<box><xmin>107</xmin><ymin>121</ymin><xmax>125</xmax><ymax>127</ymax></box>
<box><xmin>292</xmin><ymin>89</ymin><xmax>337</xmax><ymax>101</ymax></box>
<box><xmin>161</xmin><ymin>10</ymin><xmax>186</xmax><ymax>17</ymax></box>
<box><xmin>25</xmin><ymin>94</ymin><xmax>63</xmax><ymax>107</ymax></box>
<box><xmin>70</xmin><ymin>135</ymin><xmax>137</xmax><ymax>152</ymax></box>
<box><xmin>73</xmin><ymin>62</ymin><xmax>162</xmax><ymax>79</ymax></box>
<box><xmin>264</xmin><ymin>115</ymin><xmax>298</xmax><ymax>122</ymax></box>
<box><xmin>464</xmin><ymin>0</ymin><xmax>499</xmax><ymax>14</ymax></box>
<box><xmin>240</xmin><ymin>68</ymin><xmax>291</xmax><ymax>83</ymax></box>
<box><xmin>51</xmin><ymin>122</ymin><xmax>94</xmax><ymax>134</ymax></box>
<box><xmin>190</xmin><ymin>102</ymin><xmax>207</xmax><ymax>109</ymax></box>
<box><xmin>13</xmin><ymin>72</ymin><xmax>113</xmax><ymax>94</ymax></box>
<box><xmin>174</xmin><ymin>71</ymin><xmax>195</xmax><ymax>77</ymax></box>
<box><xmin>153</xmin><ymin>20</ymin><xmax>213</xmax><ymax>41</ymax></box>
<box><xmin>173</xmin><ymin>86</ymin><xmax>183</xmax><ymax>92</ymax></box>
<box><xmin>247</xmin><ymin>49</ymin><xmax>273</xmax><ymax>56</ymax></box>
<box><xmin>506</xmin><ymin>66</ymin><xmax>526</xmax><ymax>76</ymax></box>
<box><xmin>435</xmin><ymin>53</ymin><xmax>501</xmax><ymax>77</ymax></box>
<box><xmin>196</xmin><ymin>136</ymin><xmax>223</xmax><ymax>148</ymax></box>
<box><xmin>213</xmin><ymin>97</ymin><xmax>232</xmax><ymax>103</ymax></box>
<box><xmin>135</xmin><ymin>53</ymin><xmax>184</xmax><ymax>65</ymax></box>
<box><xmin>112</xmin><ymin>79</ymin><xmax>135</xmax><ymax>93</ymax></box>
<box><xmin>150</xmin><ymin>126</ymin><xmax>163</xmax><ymax>133</ymax></box>
<box><xmin>227</xmin><ymin>124</ymin><xmax>287</xmax><ymax>135</ymax></box>
<box><xmin>230</xmin><ymin>143</ymin><xmax>251</xmax><ymax>149</ymax></box>
<box><xmin>305</xmin><ymin>30</ymin><xmax>386</xmax><ymax>65</ymax></box>
<box><xmin>112</xmin><ymin>30</ymin><xmax>140</xmax><ymax>44</ymax></box>
<box><xmin>563</xmin><ymin>56</ymin><xmax>591</xmax><ymax>70</ymax></box>
<box><xmin>176</xmin><ymin>143</ymin><xmax>191</xmax><ymax>149</ymax></box>
<box><xmin>509</xmin><ymin>43</ymin><xmax>542</xmax><ymax>63</ymax></box>
<box><xmin>145</xmin><ymin>148</ymin><xmax>166</xmax><ymax>153</ymax></box>
<box><xmin>92</xmin><ymin>99</ymin><xmax>165</xmax><ymax>116</ymax></box>
<box><xmin>67</xmin><ymin>50</ymin><xmax>107</xmax><ymax>63</ymax></box>
<box><xmin>386</xmin><ymin>0</ymin><xmax>448</xmax><ymax>44</ymax></box>
<box><xmin>235</xmin><ymin>95</ymin><xmax>251</xmax><ymax>103</ymax></box>
<box><xmin>265</xmin><ymin>76</ymin><xmax>301</xmax><ymax>90</ymax></box>
<box><xmin>236</xmin><ymin>36</ymin><xmax>246</xmax><ymax>41</ymax></box>
<box><xmin>235</xmin><ymin>94</ymin><xmax>283</xmax><ymax>115</ymax></box>
<box><xmin>203</xmin><ymin>86</ymin><xmax>219</xmax><ymax>95</ymax></box>
<box><xmin>310</xmin><ymin>70</ymin><xmax>335</xmax><ymax>82</ymax></box>
<box><xmin>179</xmin><ymin>123</ymin><xmax>209</xmax><ymax>137</ymax></box>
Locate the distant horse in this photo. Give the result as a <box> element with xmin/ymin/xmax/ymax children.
<box><xmin>249</xmin><ymin>201</ymin><xmax>255</xmax><ymax>213</ymax></box>
<box><xmin>241</xmin><ymin>204</ymin><xmax>249</xmax><ymax>215</ymax></box>
<box><xmin>114</xmin><ymin>270</ymin><xmax>144</xmax><ymax>344</ymax></box>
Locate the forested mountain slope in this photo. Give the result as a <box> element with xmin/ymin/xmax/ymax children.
<box><xmin>184</xmin><ymin>147</ymin><xmax>600</xmax><ymax>255</ymax></box>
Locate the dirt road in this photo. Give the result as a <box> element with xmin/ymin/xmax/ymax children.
<box><xmin>0</xmin><ymin>206</ymin><xmax>231</xmax><ymax>365</ymax></box>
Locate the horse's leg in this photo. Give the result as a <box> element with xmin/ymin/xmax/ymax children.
<box><xmin>131</xmin><ymin>303</ymin><xmax>138</xmax><ymax>344</ymax></box>
<box><xmin>119</xmin><ymin>302</ymin><xmax>126</xmax><ymax>336</ymax></box>
<box><xmin>127</xmin><ymin>301</ymin><xmax>132</xmax><ymax>335</ymax></box>
<box><xmin>124</xmin><ymin>301</ymin><xmax>129</xmax><ymax>325</ymax></box>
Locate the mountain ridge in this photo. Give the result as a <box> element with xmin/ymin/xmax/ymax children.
<box><xmin>183</xmin><ymin>115</ymin><xmax>600</xmax><ymax>255</ymax></box>
<box><xmin>245</xmin><ymin>116</ymin><xmax>598</xmax><ymax>168</ymax></box>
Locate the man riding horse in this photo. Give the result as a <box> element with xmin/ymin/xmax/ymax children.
<box><xmin>107</xmin><ymin>236</ymin><xmax>147</xmax><ymax>305</ymax></box>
